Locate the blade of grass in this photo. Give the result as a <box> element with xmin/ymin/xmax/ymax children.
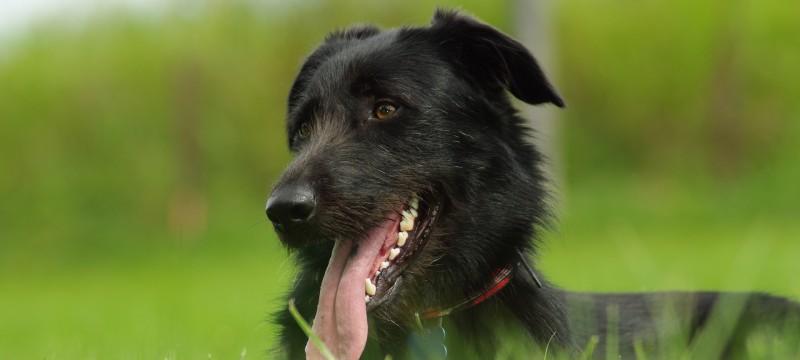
<box><xmin>288</xmin><ymin>299</ymin><xmax>336</xmax><ymax>360</ymax></box>
<box><xmin>578</xmin><ymin>335</ymin><xmax>599</xmax><ymax>360</ymax></box>
<box><xmin>543</xmin><ymin>331</ymin><xmax>557</xmax><ymax>360</ymax></box>
<box><xmin>606</xmin><ymin>305</ymin><xmax>620</xmax><ymax>360</ymax></box>
<box><xmin>634</xmin><ymin>338</ymin><xmax>647</xmax><ymax>360</ymax></box>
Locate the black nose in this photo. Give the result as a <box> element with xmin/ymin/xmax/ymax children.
<box><xmin>266</xmin><ymin>183</ymin><xmax>317</xmax><ymax>231</ymax></box>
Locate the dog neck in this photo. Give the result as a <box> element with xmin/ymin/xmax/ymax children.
<box><xmin>420</xmin><ymin>250</ymin><xmax>543</xmax><ymax>320</ymax></box>
<box><xmin>410</xmin><ymin>264</ymin><xmax>572</xmax><ymax>358</ymax></box>
<box><xmin>399</xmin><ymin>250</ymin><xmax>573</xmax><ymax>357</ymax></box>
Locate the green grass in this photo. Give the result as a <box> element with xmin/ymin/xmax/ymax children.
<box><xmin>0</xmin><ymin>245</ymin><xmax>293</xmax><ymax>359</ymax></box>
<box><xmin>540</xmin><ymin>178</ymin><xmax>800</xmax><ymax>299</ymax></box>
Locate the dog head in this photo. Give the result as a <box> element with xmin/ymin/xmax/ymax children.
<box><xmin>267</xmin><ymin>10</ymin><xmax>562</xmax><ymax>358</ymax></box>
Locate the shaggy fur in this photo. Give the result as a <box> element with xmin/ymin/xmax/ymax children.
<box><xmin>267</xmin><ymin>10</ymin><xmax>800</xmax><ymax>359</ymax></box>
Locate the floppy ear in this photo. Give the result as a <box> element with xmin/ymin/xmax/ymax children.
<box><xmin>430</xmin><ymin>10</ymin><xmax>564</xmax><ymax>107</ymax></box>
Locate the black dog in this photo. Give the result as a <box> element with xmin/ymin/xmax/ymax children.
<box><xmin>267</xmin><ymin>10</ymin><xmax>800</xmax><ymax>359</ymax></box>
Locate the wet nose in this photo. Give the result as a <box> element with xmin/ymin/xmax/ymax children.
<box><xmin>266</xmin><ymin>182</ymin><xmax>317</xmax><ymax>232</ymax></box>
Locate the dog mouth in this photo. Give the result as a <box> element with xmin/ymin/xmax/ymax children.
<box><xmin>365</xmin><ymin>194</ymin><xmax>439</xmax><ymax>310</ymax></box>
<box><xmin>307</xmin><ymin>193</ymin><xmax>439</xmax><ymax>359</ymax></box>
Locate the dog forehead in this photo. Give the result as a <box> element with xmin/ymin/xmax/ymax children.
<box><xmin>309</xmin><ymin>30</ymin><xmax>444</xmax><ymax>95</ymax></box>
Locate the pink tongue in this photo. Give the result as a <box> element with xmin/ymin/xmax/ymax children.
<box><xmin>306</xmin><ymin>220</ymin><xmax>395</xmax><ymax>360</ymax></box>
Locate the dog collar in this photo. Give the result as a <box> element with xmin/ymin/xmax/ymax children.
<box><xmin>421</xmin><ymin>263</ymin><xmax>515</xmax><ymax>319</ymax></box>
<box><xmin>420</xmin><ymin>250</ymin><xmax>542</xmax><ymax>320</ymax></box>
<box><xmin>406</xmin><ymin>252</ymin><xmax>543</xmax><ymax>359</ymax></box>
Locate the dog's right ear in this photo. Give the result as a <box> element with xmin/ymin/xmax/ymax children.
<box><xmin>430</xmin><ymin>10</ymin><xmax>564</xmax><ymax>107</ymax></box>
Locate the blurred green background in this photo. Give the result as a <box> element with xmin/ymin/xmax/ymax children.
<box><xmin>0</xmin><ymin>0</ymin><xmax>798</xmax><ymax>358</ymax></box>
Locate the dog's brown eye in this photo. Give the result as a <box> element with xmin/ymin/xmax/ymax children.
<box><xmin>373</xmin><ymin>102</ymin><xmax>398</xmax><ymax>120</ymax></box>
<box><xmin>297</xmin><ymin>122</ymin><xmax>311</xmax><ymax>139</ymax></box>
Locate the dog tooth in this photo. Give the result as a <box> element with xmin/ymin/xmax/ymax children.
<box><xmin>365</xmin><ymin>295</ymin><xmax>371</xmax><ymax>302</ymax></box>
<box><xmin>381</xmin><ymin>261</ymin><xmax>390</xmax><ymax>269</ymax></box>
<box><xmin>397</xmin><ymin>231</ymin><xmax>408</xmax><ymax>246</ymax></box>
<box><xmin>388</xmin><ymin>248</ymin><xmax>400</xmax><ymax>260</ymax></box>
<box><xmin>400</xmin><ymin>217</ymin><xmax>414</xmax><ymax>231</ymax></box>
<box><xmin>410</xmin><ymin>197</ymin><xmax>419</xmax><ymax>210</ymax></box>
<box><xmin>375</xmin><ymin>270</ymin><xmax>381</xmax><ymax>277</ymax></box>
<box><xmin>365</xmin><ymin>278</ymin><xmax>376</xmax><ymax>296</ymax></box>
<box><xmin>409</xmin><ymin>208</ymin><xmax>418</xmax><ymax>218</ymax></box>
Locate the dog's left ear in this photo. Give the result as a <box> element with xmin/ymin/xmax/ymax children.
<box><xmin>430</xmin><ymin>10</ymin><xmax>564</xmax><ymax>107</ymax></box>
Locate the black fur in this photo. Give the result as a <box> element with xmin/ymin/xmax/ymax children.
<box><xmin>269</xmin><ymin>10</ymin><xmax>800</xmax><ymax>359</ymax></box>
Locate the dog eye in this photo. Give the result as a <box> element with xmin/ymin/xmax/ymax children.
<box><xmin>296</xmin><ymin>122</ymin><xmax>311</xmax><ymax>139</ymax></box>
<box><xmin>372</xmin><ymin>101</ymin><xmax>398</xmax><ymax>120</ymax></box>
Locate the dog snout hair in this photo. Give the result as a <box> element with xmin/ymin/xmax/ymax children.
<box><xmin>267</xmin><ymin>114</ymin><xmax>356</xmax><ymax>247</ymax></box>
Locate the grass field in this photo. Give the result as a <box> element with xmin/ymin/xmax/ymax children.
<box><xmin>2</xmin><ymin>180</ymin><xmax>798</xmax><ymax>359</ymax></box>
<box><xmin>0</xmin><ymin>247</ymin><xmax>291</xmax><ymax>359</ymax></box>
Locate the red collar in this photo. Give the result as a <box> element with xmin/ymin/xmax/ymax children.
<box><xmin>421</xmin><ymin>264</ymin><xmax>515</xmax><ymax>320</ymax></box>
<box><xmin>420</xmin><ymin>251</ymin><xmax>542</xmax><ymax>320</ymax></box>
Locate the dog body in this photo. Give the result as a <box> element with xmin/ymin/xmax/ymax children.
<box><xmin>267</xmin><ymin>10</ymin><xmax>799</xmax><ymax>359</ymax></box>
